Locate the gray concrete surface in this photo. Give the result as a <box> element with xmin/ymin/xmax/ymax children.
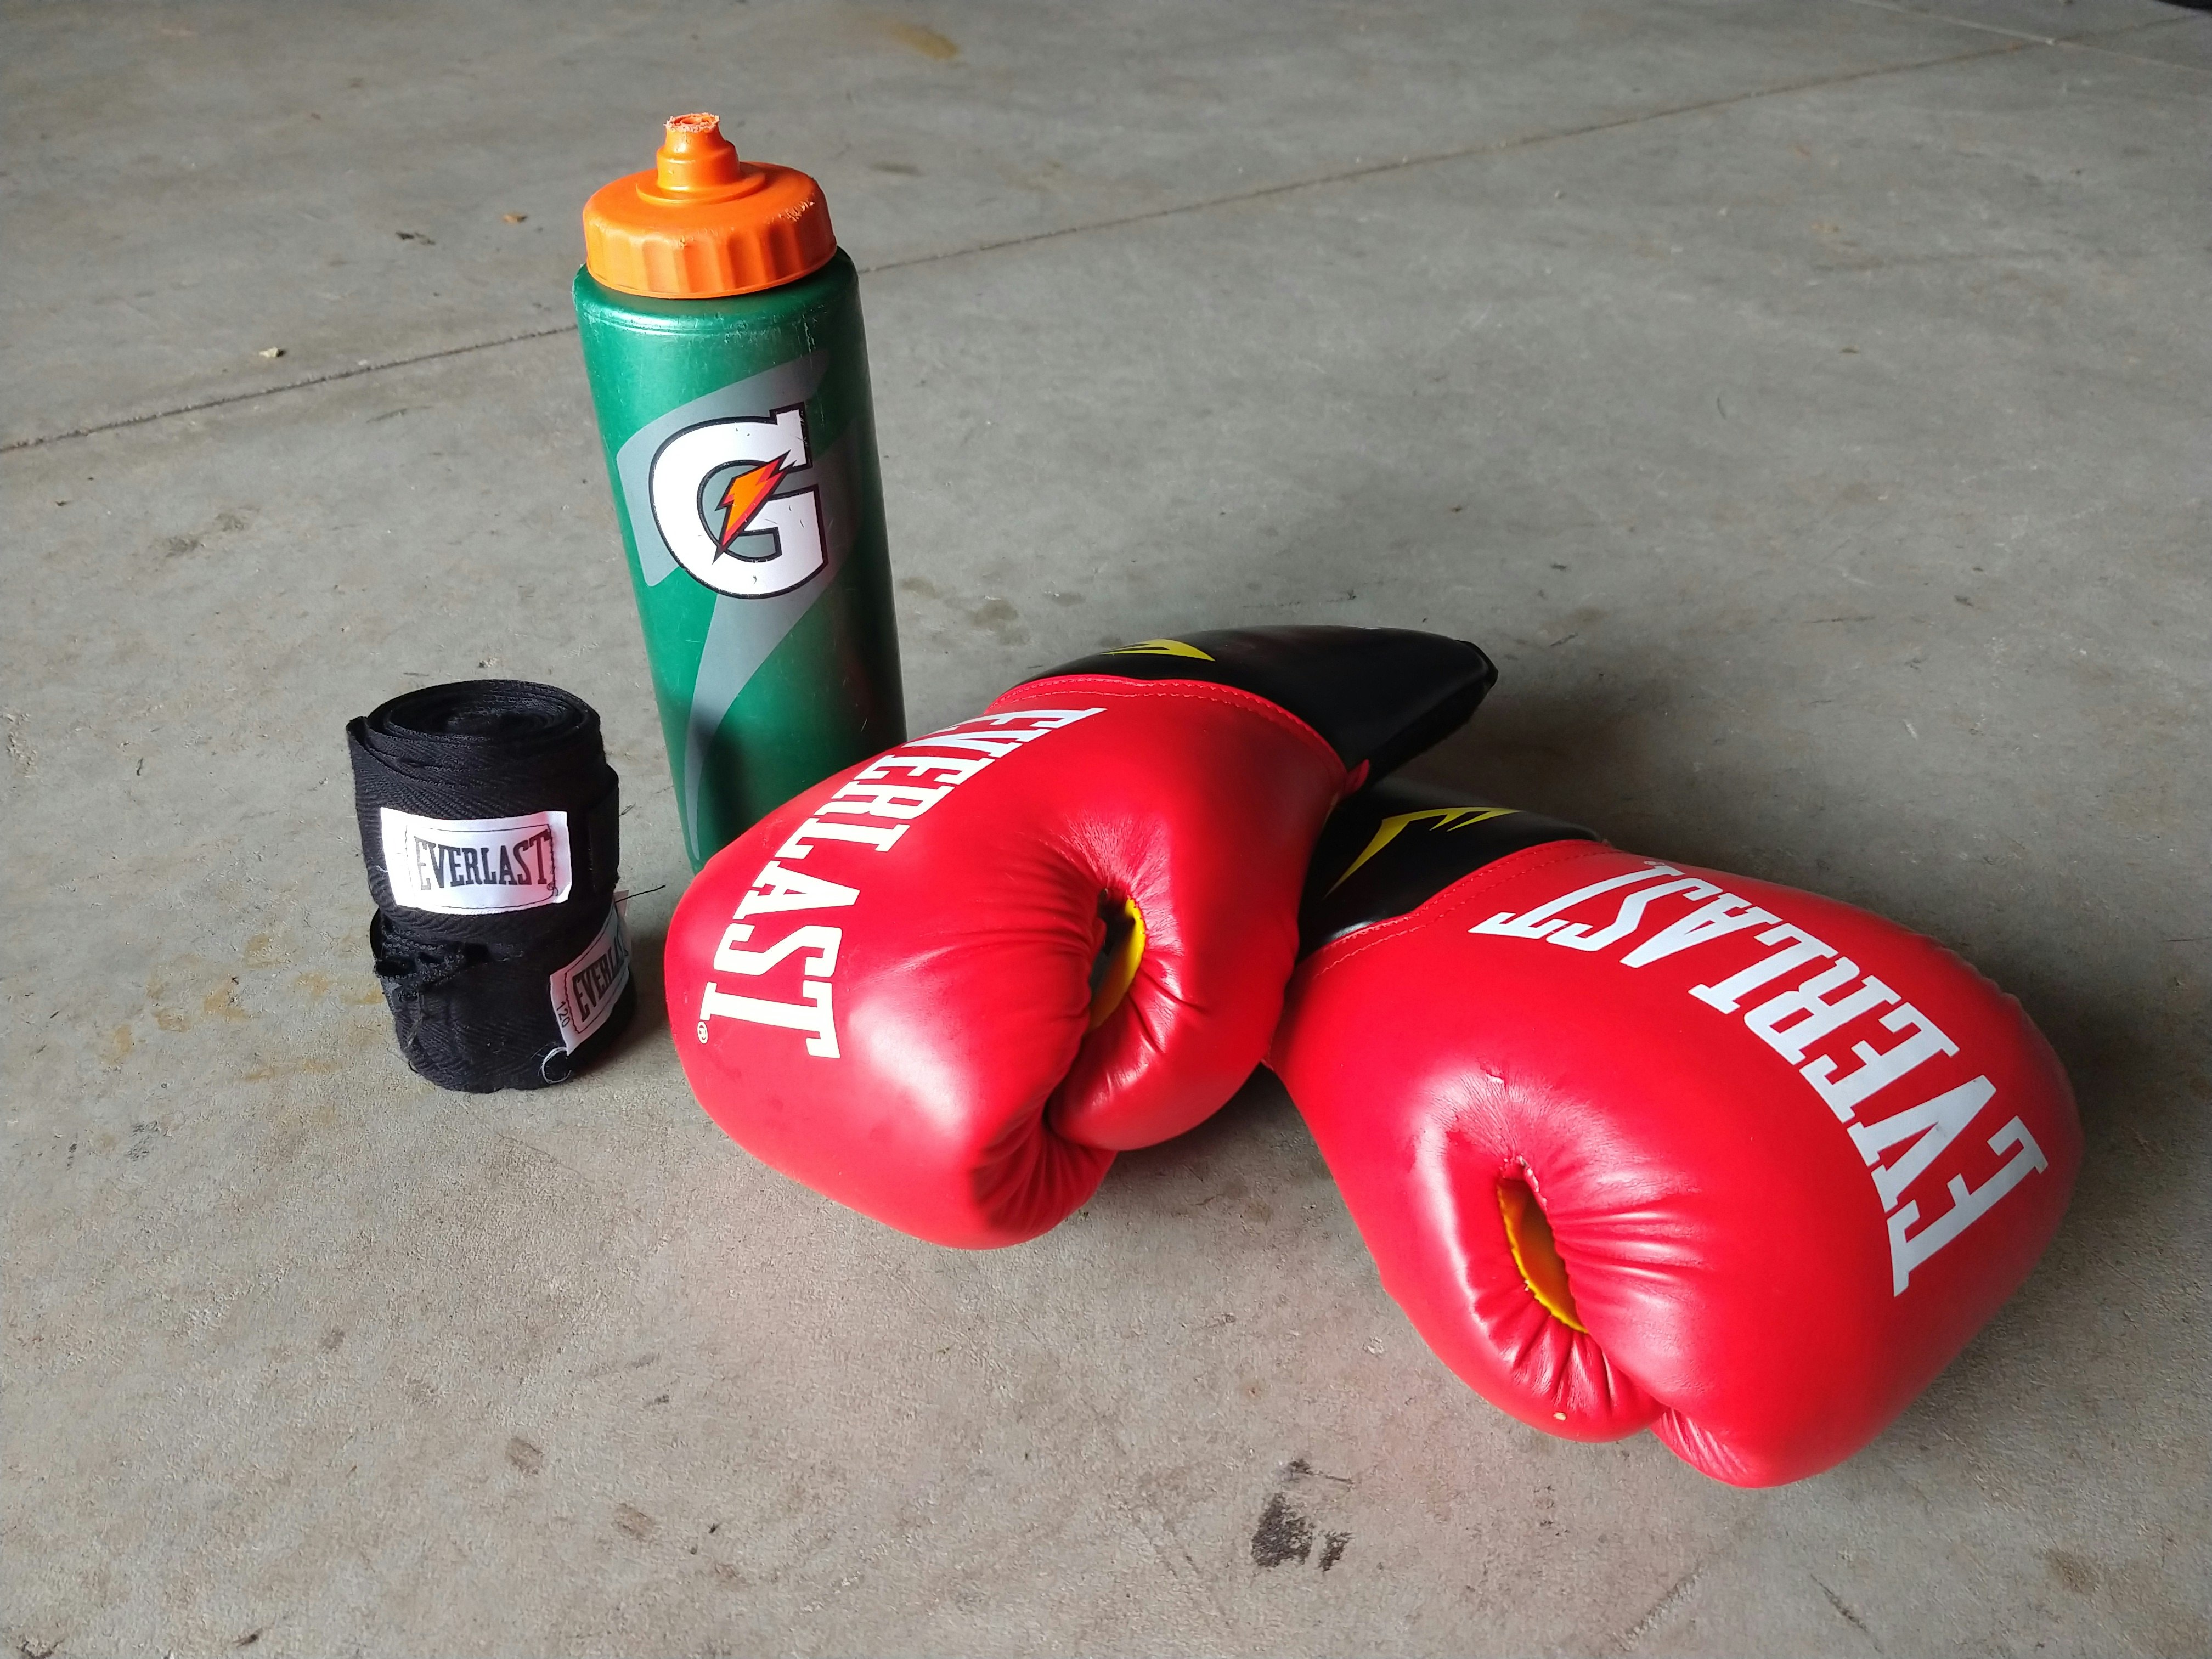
<box><xmin>4</xmin><ymin>1</ymin><xmax>2207</xmax><ymax>1652</ymax></box>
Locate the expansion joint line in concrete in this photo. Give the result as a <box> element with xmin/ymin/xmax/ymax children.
<box><xmin>860</xmin><ymin>35</ymin><xmax>2035</xmax><ymax>282</ymax></box>
<box><xmin>1843</xmin><ymin>0</ymin><xmax>2206</xmax><ymax>65</ymax></box>
<box><xmin>6</xmin><ymin>13</ymin><xmax>2178</xmax><ymax>456</ymax></box>
<box><xmin>859</xmin><ymin>7</ymin><xmax>2189</xmax><ymax>284</ymax></box>
<box><xmin>2</xmin><ymin>325</ymin><xmax>580</xmax><ymax>454</ymax></box>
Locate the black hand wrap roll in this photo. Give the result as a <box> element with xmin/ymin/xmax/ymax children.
<box><xmin>347</xmin><ymin>680</ymin><xmax>636</xmax><ymax>1092</ymax></box>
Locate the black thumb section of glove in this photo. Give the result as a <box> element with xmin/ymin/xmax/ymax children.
<box><xmin>1026</xmin><ymin>627</ymin><xmax>1497</xmax><ymax>781</ymax></box>
<box><xmin>1297</xmin><ymin>777</ymin><xmax>1599</xmax><ymax>955</ymax></box>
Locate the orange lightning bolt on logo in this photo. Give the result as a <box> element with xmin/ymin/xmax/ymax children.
<box><xmin>716</xmin><ymin>456</ymin><xmax>789</xmax><ymax>548</ymax></box>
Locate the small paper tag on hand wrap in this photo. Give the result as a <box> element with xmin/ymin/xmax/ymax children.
<box><xmin>550</xmin><ymin>904</ymin><xmax>633</xmax><ymax>1052</ymax></box>
<box><xmin>379</xmin><ymin>807</ymin><xmax>573</xmax><ymax>916</ymax></box>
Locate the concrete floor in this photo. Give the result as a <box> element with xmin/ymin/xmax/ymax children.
<box><xmin>4</xmin><ymin>0</ymin><xmax>2207</xmax><ymax>1652</ymax></box>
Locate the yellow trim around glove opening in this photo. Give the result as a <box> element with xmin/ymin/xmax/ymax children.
<box><xmin>1086</xmin><ymin>897</ymin><xmax>1147</xmax><ymax>1030</ymax></box>
<box><xmin>1499</xmin><ymin>1176</ymin><xmax>1587</xmax><ymax>1333</ymax></box>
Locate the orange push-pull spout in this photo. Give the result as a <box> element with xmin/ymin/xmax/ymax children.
<box><xmin>647</xmin><ymin>112</ymin><xmax>759</xmax><ymax>199</ymax></box>
<box><xmin>582</xmin><ymin>113</ymin><xmax>836</xmax><ymax>298</ymax></box>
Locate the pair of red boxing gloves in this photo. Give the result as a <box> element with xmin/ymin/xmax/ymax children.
<box><xmin>665</xmin><ymin>628</ymin><xmax>2079</xmax><ymax>1487</ymax></box>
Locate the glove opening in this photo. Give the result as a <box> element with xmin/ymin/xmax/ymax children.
<box><xmin>1085</xmin><ymin>895</ymin><xmax>1146</xmax><ymax>1031</ymax></box>
<box><xmin>1499</xmin><ymin>1175</ymin><xmax>1586</xmax><ymax>1333</ymax></box>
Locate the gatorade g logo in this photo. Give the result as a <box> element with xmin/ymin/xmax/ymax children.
<box><xmin>609</xmin><ymin>353</ymin><xmax>854</xmax><ymax>865</ymax></box>
<box><xmin>648</xmin><ymin>404</ymin><xmax>825</xmax><ymax>598</ymax></box>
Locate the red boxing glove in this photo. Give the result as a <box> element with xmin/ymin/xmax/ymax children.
<box><xmin>1272</xmin><ymin>781</ymin><xmax>2081</xmax><ymax>1486</ymax></box>
<box><xmin>668</xmin><ymin>629</ymin><xmax>1495</xmax><ymax>1248</ymax></box>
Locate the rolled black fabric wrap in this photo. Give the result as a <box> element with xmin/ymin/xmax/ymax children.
<box><xmin>1026</xmin><ymin>627</ymin><xmax>1497</xmax><ymax>778</ymax></box>
<box><xmin>348</xmin><ymin>679</ymin><xmax>620</xmax><ymax>947</ymax></box>
<box><xmin>370</xmin><ymin>906</ymin><xmax>637</xmax><ymax>1092</ymax></box>
<box><xmin>347</xmin><ymin>680</ymin><xmax>634</xmax><ymax>1092</ymax></box>
<box><xmin>1297</xmin><ymin>777</ymin><xmax>1599</xmax><ymax>955</ymax></box>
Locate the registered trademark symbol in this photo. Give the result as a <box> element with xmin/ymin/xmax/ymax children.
<box><xmin>696</xmin><ymin>1022</ymin><xmax>709</xmax><ymax>1043</ymax></box>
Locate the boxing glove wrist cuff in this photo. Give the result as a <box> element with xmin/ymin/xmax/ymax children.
<box><xmin>998</xmin><ymin>675</ymin><xmax>1350</xmax><ymax>780</ymax></box>
<box><xmin>1299</xmin><ymin>779</ymin><xmax>1599</xmax><ymax>953</ymax></box>
<box><xmin>1019</xmin><ymin>627</ymin><xmax>1497</xmax><ymax>777</ymax></box>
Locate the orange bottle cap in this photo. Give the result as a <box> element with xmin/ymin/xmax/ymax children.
<box><xmin>583</xmin><ymin>114</ymin><xmax>837</xmax><ymax>300</ymax></box>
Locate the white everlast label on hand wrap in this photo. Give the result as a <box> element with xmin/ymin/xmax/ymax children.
<box><xmin>379</xmin><ymin>807</ymin><xmax>573</xmax><ymax>916</ymax></box>
<box><xmin>550</xmin><ymin>904</ymin><xmax>632</xmax><ymax>1052</ymax></box>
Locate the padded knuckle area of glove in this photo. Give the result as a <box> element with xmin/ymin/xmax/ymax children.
<box><xmin>1498</xmin><ymin>1175</ymin><xmax>1586</xmax><ymax>1334</ymax></box>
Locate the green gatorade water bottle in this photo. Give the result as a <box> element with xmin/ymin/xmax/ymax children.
<box><xmin>575</xmin><ymin>113</ymin><xmax>904</xmax><ymax>869</ymax></box>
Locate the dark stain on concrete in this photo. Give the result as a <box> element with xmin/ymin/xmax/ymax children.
<box><xmin>968</xmin><ymin>596</ymin><xmax>1026</xmax><ymax>644</ymax></box>
<box><xmin>1255</xmin><ymin>1460</ymin><xmax>1355</xmax><ymax>1573</ymax></box>
<box><xmin>2045</xmin><ymin>1549</ymin><xmax>2100</xmax><ymax>1596</ymax></box>
<box><xmin>1251</xmin><ymin>1492</ymin><xmax>1313</xmax><ymax>1567</ymax></box>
